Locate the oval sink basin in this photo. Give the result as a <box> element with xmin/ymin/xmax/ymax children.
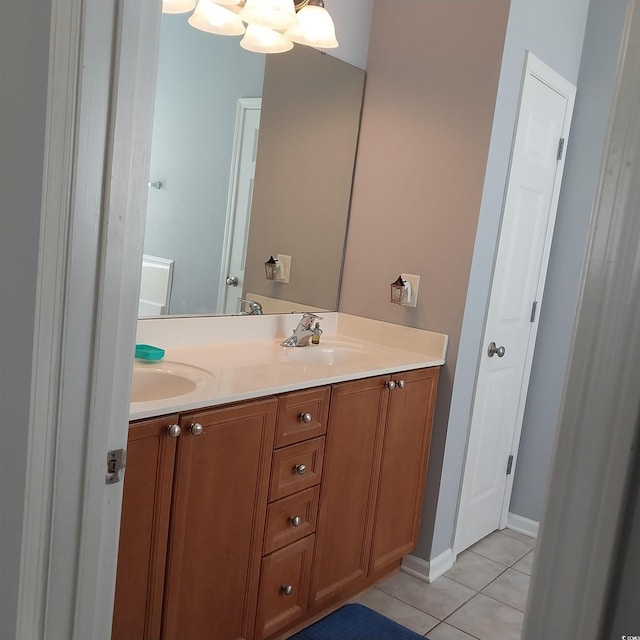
<box><xmin>131</xmin><ymin>362</ymin><xmax>215</xmax><ymax>403</ymax></box>
<box><xmin>283</xmin><ymin>342</ymin><xmax>368</xmax><ymax>366</ymax></box>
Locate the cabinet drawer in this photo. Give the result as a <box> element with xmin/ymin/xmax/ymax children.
<box><xmin>264</xmin><ymin>486</ymin><xmax>320</xmax><ymax>555</ymax></box>
<box><xmin>255</xmin><ymin>535</ymin><xmax>315</xmax><ymax>639</ymax></box>
<box><xmin>275</xmin><ymin>387</ymin><xmax>330</xmax><ymax>448</ymax></box>
<box><xmin>270</xmin><ymin>437</ymin><xmax>325</xmax><ymax>501</ymax></box>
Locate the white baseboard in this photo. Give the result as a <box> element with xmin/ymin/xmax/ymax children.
<box><xmin>506</xmin><ymin>512</ymin><xmax>539</xmax><ymax>539</ymax></box>
<box><xmin>401</xmin><ymin>548</ymin><xmax>454</xmax><ymax>584</ymax></box>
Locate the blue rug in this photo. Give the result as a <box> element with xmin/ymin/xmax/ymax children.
<box><xmin>288</xmin><ymin>603</ymin><xmax>426</xmax><ymax>640</ymax></box>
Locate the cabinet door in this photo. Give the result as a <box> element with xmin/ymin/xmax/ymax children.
<box><xmin>162</xmin><ymin>398</ymin><xmax>277</xmax><ymax>640</ymax></box>
<box><xmin>370</xmin><ymin>368</ymin><xmax>439</xmax><ymax>574</ymax></box>
<box><xmin>310</xmin><ymin>376</ymin><xmax>389</xmax><ymax>608</ymax></box>
<box><xmin>112</xmin><ymin>415</ymin><xmax>179</xmax><ymax>640</ymax></box>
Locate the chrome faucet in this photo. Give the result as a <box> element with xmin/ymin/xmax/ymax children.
<box><xmin>239</xmin><ymin>299</ymin><xmax>263</xmax><ymax>315</ymax></box>
<box><xmin>281</xmin><ymin>312</ymin><xmax>323</xmax><ymax>347</ymax></box>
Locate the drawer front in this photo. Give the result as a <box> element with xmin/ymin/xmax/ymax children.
<box><xmin>275</xmin><ymin>387</ymin><xmax>330</xmax><ymax>448</ymax></box>
<box><xmin>270</xmin><ymin>437</ymin><xmax>325</xmax><ymax>501</ymax></box>
<box><xmin>264</xmin><ymin>486</ymin><xmax>320</xmax><ymax>555</ymax></box>
<box><xmin>255</xmin><ymin>535</ymin><xmax>315</xmax><ymax>639</ymax></box>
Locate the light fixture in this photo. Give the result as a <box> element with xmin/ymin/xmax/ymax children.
<box><xmin>239</xmin><ymin>0</ymin><xmax>298</xmax><ymax>31</ymax></box>
<box><xmin>162</xmin><ymin>0</ymin><xmax>197</xmax><ymax>14</ymax></box>
<box><xmin>241</xmin><ymin>23</ymin><xmax>294</xmax><ymax>54</ymax></box>
<box><xmin>284</xmin><ymin>0</ymin><xmax>338</xmax><ymax>48</ymax></box>
<box><xmin>188</xmin><ymin>0</ymin><xmax>245</xmax><ymax>36</ymax></box>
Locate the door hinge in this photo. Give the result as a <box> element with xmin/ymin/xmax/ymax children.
<box><xmin>557</xmin><ymin>137</ymin><xmax>565</xmax><ymax>161</ymax></box>
<box><xmin>506</xmin><ymin>454</ymin><xmax>514</xmax><ymax>476</ymax></box>
<box><xmin>106</xmin><ymin>449</ymin><xmax>126</xmax><ymax>485</ymax></box>
<box><xmin>530</xmin><ymin>301</ymin><xmax>538</xmax><ymax>323</ymax></box>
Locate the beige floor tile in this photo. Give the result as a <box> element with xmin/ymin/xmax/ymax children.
<box><xmin>481</xmin><ymin>568</ymin><xmax>530</xmax><ymax>611</ymax></box>
<box><xmin>352</xmin><ymin>588</ymin><xmax>439</xmax><ymax>635</ymax></box>
<box><xmin>427</xmin><ymin>621</ymin><xmax>480</xmax><ymax>640</ymax></box>
<box><xmin>469</xmin><ymin>531</ymin><xmax>531</xmax><ymax>567</ymax></box>
<box><xmin>444</xmin><ymin>550</ymin><xmax>506</xmax><ymax>590</ymax></box>
<box><xmin>445</xmin><ymin>593</ymin><xmax>523</xmax><ymax>640</ymax></box>
<box><xmin>376</xmin><ymin>572</ymin><xmax>475</xmax><ymax>621</ymax></box>
<box><xmin>500</xmin><ymin>528</ymin><xmax>537</xmax><ymax>547</ymax></box>
<box><xmin>513</xmin><ymin>549</ymin><xmax>535</xmax><ymax>575</ymax></box>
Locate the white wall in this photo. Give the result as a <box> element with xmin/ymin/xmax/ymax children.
<box><xmin>429</xmin><ymin>0</ymin><xmax>590</xmax><ymax>557</ymax></box>
<box><xmin>324</xmin><ymin>0</ymin><xmax>374</xmax><ymax>70</ymax></box>
<box><xmin>0</xmin><ymin>2</ymin><xmax>51</xmax><ymax>637</ymax></box>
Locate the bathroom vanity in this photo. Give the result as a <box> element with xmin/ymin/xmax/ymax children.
<box><xmin>112</xmin><ymin>314</ymin><xmax>446</xmax><ymax>640</ymax></box>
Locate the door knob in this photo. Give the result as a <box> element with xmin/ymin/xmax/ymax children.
<box><xmin>290</xmin><ymin>516</ymin><xmax>302</xmax><ymax>527</ymax></box>
<box><xmin>299</xmin><ymin>412</ymin><xmax>313</xmax><ymax>424</ymax></box>
<box><xmin>386</xmin><ymin>380</ymin><xmax>396</xmax><ymax>390</ymax></box>
<box><xmin>487</xmin><ymin>342</ymin><xmax>506</xmax><ymax>358</ymax></box>
<box><xmin>225</xmin><ymin>276</ymin><xmax>239</xmax><ymax>287</ymax></box>
<box><xmin>294</xmin><ymin>464</ymin><xmax>307</xmax><ymax>476</ymax></box>
<box><xmin>282</xmin><ymin>585</ymin><xmax>294</xmax><ymax>596</ymax></box>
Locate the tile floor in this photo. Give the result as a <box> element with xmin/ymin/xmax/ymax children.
<box><xmin>353</xmin><ymin>529</ymin><xmax>535</xmax><ymax>640</ymax></box>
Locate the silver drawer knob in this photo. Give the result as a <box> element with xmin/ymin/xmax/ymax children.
<box><xmin>282</xmin><ymin>585</ymin><xmax>294</xmax><ymax>596</ymax></box>
<box><xmin>397</xmin><ymin>380</ymin><xmax>406</xmax><ymax>389</ymax></box>
<box><xmin>290</xmin><ymin>516</ymin><xmax>302</xmax><ymax>527</ymax></box>
<box><xmin>294</xmin><ymin>464</ymin><xmax>307</xmax><ymax>476</ymax></box>
<box><xmin>167</xmin><ymin>424</ymin><xmax>181</xmax><ymax>438</ymax></box>
<box><xmin>299</xmin><ymin>412</ymin><xmax>313</xmax><ymax>424</ymax></box>
<box><xmin>190</xmin><ymin>423</ymin><xmax>204</xmax><ymax>436</ymax></box>
<box><xmin>386</xmin><ymin>380</ymin><xmax>396</xmax><ymax>390</ymax></box>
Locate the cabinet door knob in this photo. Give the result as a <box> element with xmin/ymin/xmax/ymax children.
<box><xmin>397</xmin><ymin>379</ymin><xmax>406</xmax><ymax>389</ymax></box>
<box><xmin>386</xmin><ymin>380</ymin><xmax>396</xmax><ymax>390</ymax></box>
<box><xmin>167</xmin><ymin>424</ymin><xmax>181</xmax><ymax>438</ymax></box>
<box><xmin>290</xmin><ymin>515</ymin><xmax>303</xmax><ymax>527</ymax></box>
<box><xmin>190</xmin><ymin>423</ymin><xmax>204</xmax><ymax>436</ymax></box>
<box><xmin>299</xmin><ymin>412</ymin><xmax>313</xmax><ymax>424</ymax></box>
<box><xmin>294</xmin><ymin>464</ymin><xmax>307</xmax><ymax>476</ymax></box>
<box><xmin>282</xmin><ymin>585</ymin><xmax>294</xmax><ymax>596</ymax></box>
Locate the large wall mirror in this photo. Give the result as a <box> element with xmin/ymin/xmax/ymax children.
<box><xmin>140</xmin><ymin>14</ymin><xmax>365</xmax><ymax>317</ymax></box>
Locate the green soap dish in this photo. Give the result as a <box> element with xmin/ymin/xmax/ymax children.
<box><xmin>135</xmin><ymin>344</ymin><xmax>165</xmax><ymax>361</ymax></box>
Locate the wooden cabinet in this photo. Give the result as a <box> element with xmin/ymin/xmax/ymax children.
<box><xmin>162</xmin><ymin>398</ymin><xmax>277</xmax><ymax>640</ymax></box>
<box><xmin>311</xmin><ymin>367</ymin><xmax>439</xmax><ymax>611</ymax></box>
<box><xmin>113</xmin><ymin>367</ymin><xmax>439</xmax><ymax>640</ymax></box>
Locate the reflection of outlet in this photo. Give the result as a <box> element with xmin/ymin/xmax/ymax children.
<box><xmin>277</xmin><ymin>254</ymin><xmax>291</xmax><ymax>284</ymax></box>
<box><xmin>400</xmin><ymin>273</ymin><xmax>420</xmax><ymax>307</ymax></box>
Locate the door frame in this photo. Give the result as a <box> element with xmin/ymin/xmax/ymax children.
<box><xmin>454</xmin><ymin>52</ymin><xmax>576</xmax><ymax>555</ymax></box>
<box><xmin>217</xmin><ymin>97</ymin><xmax>262</xmax><ymax>314</ymax></box>
<box><xmin>17</xmin><ymin>0</ymin><xmax>160</xmax><ymax>637</ymax></box>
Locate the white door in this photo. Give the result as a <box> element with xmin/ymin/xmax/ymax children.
<box><xmin>217</xmin><ymin>98</ymin><xmax>261</xmax><ymax>314</ymax></box>
<box><xmin>455</xmin><ymin>53</ymin><xmax>576</xmax><ymax>554</ymax></box>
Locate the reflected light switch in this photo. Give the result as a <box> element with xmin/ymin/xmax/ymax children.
<box><xmin>400</xmin><ymin>273</ymin><xmax>420</xmax><ymax>307</ymax></box>
<box><xmin>277</xmin><ymin>254</ymin><xmax>291</xmax><ymax>284</ymax></box>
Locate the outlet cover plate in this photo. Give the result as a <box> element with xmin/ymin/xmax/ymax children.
<box><xmin>277</xmin><ymin>254</ymin><xmax>291</xmax><ymax>284</ymax></box>
<box><xmin>401</xmin><ymin>273</ymin><xmax>420</xmax><ymax>307</ymax></box>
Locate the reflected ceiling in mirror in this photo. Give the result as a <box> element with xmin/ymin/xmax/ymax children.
<box><xmin>139</xmin><ymin>14</ymin><xmax>365</xmax><ymax>317</ymax></box>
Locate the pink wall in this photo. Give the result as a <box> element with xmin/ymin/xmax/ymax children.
<box><xmin>339</xmin><ymin>0</ymin><xmax>510</xmax><ymax>555</ymax></box>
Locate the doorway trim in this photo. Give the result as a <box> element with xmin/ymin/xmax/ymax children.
<box><xmin>17</xmin><ymin>0</ymin><xmax>160</xmax><ymax>638</ymax></box>
<box><xmin>454</xmin><ymin>52</ymin><xmax>576</xmax><ymax>555</ymax></box>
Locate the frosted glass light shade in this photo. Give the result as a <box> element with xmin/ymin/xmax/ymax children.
<box><xmin>284</xmin><ymin>4</ymin><xmax>338</xmax><ymax>48</ymax></box>
<box><xmin>239</xmin><ymin>0</ymin><xmax>298</xmax><ymax>31</ymax></box>
<box><xmin>162</xmin><ymin>0</ymin><xmax>196</xmax><ymax>14</ymax></box>
<box><xmin>240</xmin><ymin>24</ymin><xmax>293</xmax><ymax>54</ymax></box>
<box><xmin>188</xmin><ymin>0</ymin><xmax>245</xmax><ymax>35</ymax></box>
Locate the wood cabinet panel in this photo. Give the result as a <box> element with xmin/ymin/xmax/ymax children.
<box><xmin>162</xmin><ymin>399</ymin><xmax>277</xmax><ymax>640</ymax></box>
<box><xmin>370</xmin><ymin>368</ymin><xmax>440</xmax><ymax>573</ymax></box>
<box><xmin>269</xmin><ymin>437</ymin><xmax>325</xmax><ymax>501</ymax></box>
<box><xmin>275</xmin><ymin>387</ymin><xmax>329</xmax><ymax>448</ymax></box>
<box><xmin>310</xmin><ymin>376</ymin><xmax>389</xmax><ymax>607</ymax></box>
<box><xmin>112</xmin><ymin>415</ymin><xmax>178</xmax><ymax>640</ymax></box>
<box><xmin>264</xmin><ymin>486</ymin><xmax>319</xmax><ymax>555</ymax></box>
<box><xmin>255</xmin><ymin>535</ymin><xmax>315</xmax><ymax>639</ymax></box>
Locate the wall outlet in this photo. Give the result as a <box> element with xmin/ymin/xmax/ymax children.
<box><xmin>400</xmin><ymin>273</ymin><xmax>420</xmax><ymax>307</ymax></box>
<box><xmin>277</xmin><ymin>254</ymin><xmax>291</xmax><ymax>284</ymax></box>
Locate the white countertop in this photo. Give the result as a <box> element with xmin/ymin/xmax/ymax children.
<box><xmin>130</xmin><ymin>313</ymin><xmax>447</xmax><ymax>421</ymax></box>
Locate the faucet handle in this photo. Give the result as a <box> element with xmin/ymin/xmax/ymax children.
<box><xmin>299</xmin><ymin>312</ymin><xmax>323</xmax><ymax>329</ymax></box>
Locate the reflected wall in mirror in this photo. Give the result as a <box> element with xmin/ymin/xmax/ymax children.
<box><xmin>140</xmin><ymin>14</ymin><xmax>366</xmax><ymax>317</ymax></box>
